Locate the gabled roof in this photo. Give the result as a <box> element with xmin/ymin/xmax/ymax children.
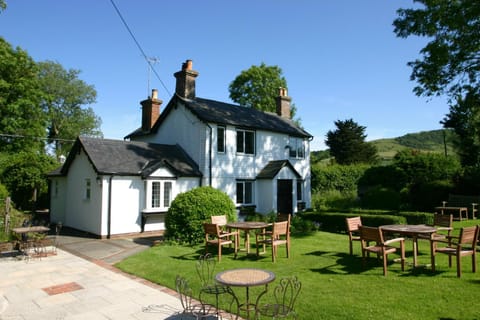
<box><xmin>256</xmin><ymin>160</ymin><xmax>301</xmax><ymax>179</ymax></box>
<box><xmin>125</xmin><ymin>95</ymin><xmax>312</xmax><ymax>139</ymax></box>
<box><xmin>52</xmin><ymin>136</ymin><xmax>202</xmax><ymax>177</ymax></box>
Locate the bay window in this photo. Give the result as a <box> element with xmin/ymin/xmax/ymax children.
<box><xmin>145</xmin><ymin>180</ymin><xmax>174</xmax><ymax>211</ymax></box>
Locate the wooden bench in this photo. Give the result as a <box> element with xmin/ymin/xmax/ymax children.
<box><xmin>437</xmin><ymin>194</ymin><xmax>479</xmax><ymax>220</ymax></box>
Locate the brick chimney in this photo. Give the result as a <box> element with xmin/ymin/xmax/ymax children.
<box><xmin>276</xmin><ymin>87</ymin><xmax>291</xmax><ymax>119</ymax></box>
<box><xmin>141</xmin><ymin>89</ymin><xmax>162</xmax><ymax>131</ymax></box>
<box><xmin>174</xmin><ymin>59</ymin><xmax>199</xmax><ymax>99</ymax></box>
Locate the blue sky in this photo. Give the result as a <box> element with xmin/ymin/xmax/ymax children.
<box><xmin>0</xmin><ymin>1</ymin><xmax>448</xmax><ymax>151</ymax></box>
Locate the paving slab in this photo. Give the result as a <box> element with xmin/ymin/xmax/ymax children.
<box><xmin>0</xmin><ymin>249</ymin><xmax>185</xmax><ymax>319</ymax></box>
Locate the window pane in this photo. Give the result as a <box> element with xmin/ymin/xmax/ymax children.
<box><xmin>245</xmin><ymin>131</ymin><xmax>254</xmax><ymax>154</ymax></box>
<box><xmin>299</xmin><ymin>139</ymin><xmax>305</xmax><ymax>158</ymax></box>
<box><xmin>85</xmin><ymin>179</ymin><xmax>91</xmax><ymax>200</ymax></box>
<box><xmin>297</xmin><ymin>181</ymin><xmax>302</xmax><ymax>201</ymax></box>
<box><xmin>152</xmin><ymin>182</ymin><xmax>161</xmax><ymax>208</ymax></box>
<box><xmin>245</xmin><ymin>182</ymin><xmax>253</xmax><ymax>203</ymax></box>
<box><xmin>236</xmin><ymin>131</ymin><xmax>244</xmax><ymax>153</ymax></box>
<box><xmin>236</xmin><ymin>182</ymin><xmax>244</xmax><ymax>204</ymax></box>
<box><xmin>217</xmin><ymin>127</ymin><xmax>225</xmax><ymax>153</ymax></box>
<box><xmin>164</xmin><ymin>182</ymin><xmax>172</xmax><ymax>207</ymax></box>
<box><xmin>298</xmin><ymin>143</ymin><xmax>304</xmax><ymax>158</ymax></box>
<box><xmin>289</xmin><ymin>144</ymin><xmax>296</xmax><ymax>157</ymax></box>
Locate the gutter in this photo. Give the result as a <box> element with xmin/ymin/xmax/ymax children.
<box><xmin>206</xmin><ymin>123</ymin><xmax>213</xmax><ymax>186</ymax></box>
<box><xmin>107</xmin><ymin>175</ymin><xmax>114</xmax><ymax>239</ymax></box>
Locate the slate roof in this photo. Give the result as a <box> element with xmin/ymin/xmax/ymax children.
<box><xmin>125</xmin><ymin>95</ymin><xmax>313</xmax><ymax>139</ymax></box>
<box><xmin>256</xmin><ymin>160</ymin><xmax>301</xmax><ymax>179</ymax></box>
<box><xmin>52</xmin><ymin>136</ymin><xmax>202</xmax><ymax>178</ymax></box>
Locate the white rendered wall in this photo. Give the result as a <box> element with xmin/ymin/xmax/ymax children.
<box><xmin>131</xmin><ymin>102</ymin><xmax>311</xmax><ymax>213</ymax></box>
<box><xmin>106</xmin><ymin>177</ymin><xmax>143</xmax><ymax>235</ymax></box>
<box><xmin>64</xmin><ymin>150</ymin><xmax>103</xmax><ymax>235</ymax></box>
<box><xmin>209</xmin><ymin>123</ymin><xmax>311</xmax><ymax>212</ymax></box>
<box><xmin>133</xmin><ymin>102</ymin><xmax>207</xmax><ymax>171</ymax></box>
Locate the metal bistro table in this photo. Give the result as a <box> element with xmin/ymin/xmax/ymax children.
<box><xmin>215</xmin><ymin>268</ymin><xmax>275</xmax><ymax>320</ymax></box>
<box><xmin>380</xmin><ymin>224</ymin><xmax>437</xmax><ymax>267</ymax></box>
<box><xmin>225</xmin><ymin>221</ymin><xmax>271</xmax><ymax>254</ymax></box>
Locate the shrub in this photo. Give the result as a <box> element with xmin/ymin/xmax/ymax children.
<box><xmin>405</xmin><ymin>179</ymin><xmax>454</xmax><ymax>211</ymax></box>
<box><xmin>312</xmin><ymin>189</ymin><xmax>359</xmax><ymax>211</ymax></box>
<box><xmin>360</xmin><ymin>186</ymin><xmax>401</xmax><ymax>210</ymax></box>
<box><xmin>311</xmin><ymin>163</ymin><xmax>368</xmax><ymax>193</ymax></box>
<box><xmin>165</xmin><ymin>186</ymin><xmax>236</xmax><ymax>244</ymax></box>
<box><xmin>455</xmin><ymin>165</ymin><xmax>480</xmax><ymax>193</ymax></box>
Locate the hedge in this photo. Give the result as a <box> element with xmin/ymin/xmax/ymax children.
<box><xmin>300</xmin><ymin>210</ymin><xmax>433</xmax><ymax>233</ymax></box>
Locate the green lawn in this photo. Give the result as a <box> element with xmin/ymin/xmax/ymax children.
<box><xmin>116</xmin><ymin>220</ymin><xmax>480</xmax><ymax>319</ymax></box>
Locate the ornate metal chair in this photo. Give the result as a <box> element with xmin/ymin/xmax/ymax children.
<box><xmin>175</xmin><ymin>275</ymin><xmax>217</xmax><ymax>319</ymax></box>
<box><xmin>196</xmin><ymin>254</ymin><xmax>239</xmax><ymax>319</ymax></box>
<box><xmin>255</xmin><ymin>276</ymin><xmax>302</xmax><ymax>319</ymax></box>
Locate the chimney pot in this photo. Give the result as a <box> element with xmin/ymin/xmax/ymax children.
<box><xmin>276</xmin><ymin>87</ymin><xmax>291</xmax><ymax>119</ymax></box>
<box><xmin>141</xmin><ymin>90</ymin><xmax>162</xmax><ymax>132</ymax></box>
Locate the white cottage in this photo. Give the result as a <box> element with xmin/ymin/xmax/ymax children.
<box><xmin>49</xmin><ymin>60</ymin><xmax>313</xmax><ymax>237</ymax></box>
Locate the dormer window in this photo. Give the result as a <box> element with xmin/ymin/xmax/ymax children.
<box><xmin>236</xmin><ymin>129</ymin><xmax>255</xmax><ymax>155</ymax></box>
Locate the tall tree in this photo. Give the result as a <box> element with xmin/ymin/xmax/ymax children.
<box><xmin>325</xmin><ymin>119</ymin><xmax>378</xmax><ymax>165</ymax></box>
<box><xmin>0</xmin><ymin>152</ymin><xmax>57</xmax><ymax>210</ymax></box>
<box><xmin>229</xmin><ymin>63</ymin><xmax>297</xmax><ymax>118</ymax></box>
<box><xmin>0</xmin><ymin>37</ymin><xmax>46</xmax><ymax>153</ymax></box>
<box><xmin>394</xmin><ymin>1</ymin><xmax>480</xmax><ymax>166</ymax></box>
<box><xmin>441</xmin><ymin>91</ymin><xmax>480</xmax><ymax>166</ymax></box>
<box><xmin>393</xmin><ymin>0</ymin><xmax>480</xmax><ymax>99</ymax></box>
<box><xmin>38</xmin><ymin>61</ymin><xmax>102</xmax><ymax>158</ymax></box>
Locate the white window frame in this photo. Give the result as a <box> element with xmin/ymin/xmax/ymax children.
<box><xmin>289</xmin><ymin>137</ymin><xmax>305</xmax><ymax>159</ymax></box>
<box><xmin>145</xmin><ymin>180</ymin><xmax>174</xmax><ymax>211</ymax></box>
<box><xmin>236</xmin><ymin>180</ymin><xmax>254</xmax><ymax>205</ymax></box>
<box><xmin>236</xmin><ymin>129</ymin><xmax>255</xmax><ymax>155</ymax></box>
<box><xmin>296</xmin><ymin>180</ymin><xmax>303</xmax><ymax>201</ymax></box>
<box><xmin>84</xmin><ymin>178</ymin><xmax>91</xmax><ymax>200</ymax></box>
<box><xmin>217</xmin><ymin>125</ymin><xmax>226</xmax><ymax>153</ymax></box>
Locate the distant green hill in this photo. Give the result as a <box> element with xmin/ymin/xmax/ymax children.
<box><xmin>372</xmin><ymin>129</ymin><xmax>456</xmax><ymax>160</ymax></box>
<box><xmin>312</xmin><ymin>129</ymin><xmax>456</xmax><ymax>163</ymax></box>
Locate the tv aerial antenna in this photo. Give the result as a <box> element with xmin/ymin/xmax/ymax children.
<box><xmin>146</xmin><ymin>56</ymin><xmax>160</xmax><ymax>97</ymax></box>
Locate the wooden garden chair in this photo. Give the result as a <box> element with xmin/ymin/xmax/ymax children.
<box><xmin>358</xmin><ymin>225</ymin><xmax>405</xmax><ymax>276</ymax></box>
<box><xmin>430</xmin><ymin>225</ymin><xmax>479</xmax><ymax>277</ymax></box>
